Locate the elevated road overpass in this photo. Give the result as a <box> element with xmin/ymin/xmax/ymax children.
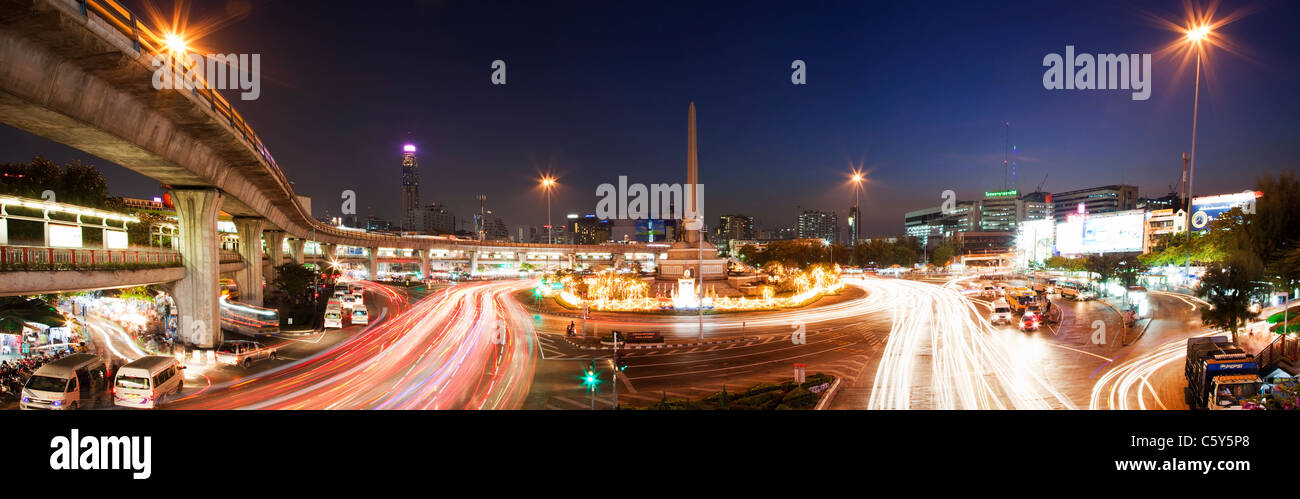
<box><xmin>0</xmin><ymin>0</ymin><xmax>658</xmax><ymax>346</ymax></box>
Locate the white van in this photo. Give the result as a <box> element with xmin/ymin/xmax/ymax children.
<box><xmin>324</xmin><ymin>306</ymin><xmax>344</xmax><ymax>329</ymax></box>
<box><xmin>113</xmin><ymin>355</ymin><xmax>184</xmax><ymax>409</ymax></box>
<box><xmin>990</xmin><ymin>299</ymin><xmax>1013</xmax><ymax>325</ymax></box>
<box><xmin>20</xmin><ymin>353</ymin><xmax>108</xmax><ymax>410</ymax></box>
<box><xmin>351</xmin><ymin>305</ymin><xmax>369</xmax><ymax>325</ymax></box>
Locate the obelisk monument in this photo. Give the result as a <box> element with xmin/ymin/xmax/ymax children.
<box><xmin>656</xmin><ymin>102</ymin><xmax>726</xmax><ymax>284</ymax></box>
<box><xmin>685</xmin><ymin>101</ymin><xmax>700</xmax><ymax>245</ymax></box>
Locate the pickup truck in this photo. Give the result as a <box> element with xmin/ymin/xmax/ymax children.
<box><xmin>215</xmin><ymin>340</ymin><xmax>279</xmax><ymax>368</ymax></box>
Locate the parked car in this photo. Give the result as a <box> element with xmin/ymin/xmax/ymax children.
<box><xmin>215</xmin><ymin>340</ymin><xmax>278</xmax><ymax>368</ymax></box>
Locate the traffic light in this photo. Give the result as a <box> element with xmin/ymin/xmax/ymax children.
<box><xmin>583</xmin><ymin>360</ymin><xmax>597</xmax><ymax>385</ymax></box>
<box><xmin>614</xmin><ymin>352</ymin><xmax>628</xmax><ymax>372</ymax></box>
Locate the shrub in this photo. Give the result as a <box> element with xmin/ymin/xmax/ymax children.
<box><xmin>780</xmin><ymin>387</ymin><xmax>818</xmax><ymax>409</ymax></box>
<box><xmin>737</xmin><ymin>382</ymin><xmax>784</xmax><ymax>398</ymax></box>
<box><xmin>732</xmin><ymin>390</ymin><xmax>784</xmax><ymax>410</ymax></box>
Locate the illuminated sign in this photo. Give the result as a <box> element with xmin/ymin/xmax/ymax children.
<box><xmin>1190</xmin><ymin>190</ymin><xmax>1260</xmax><ymax>231</ymax></box>
<box><xmin>984</xmin><ymin>189</ymin><xmax>1019</xmax><ymax>198</ymax></box>
<box><xmin>1056</xmin><ymin>210</ymin><xmax>1145</xmax><ymax>255</ymax></box>
<box><xmin>48</xmin><ymin>224</ymin><xmax>82</xmax><ymax>248</ymax></box>
<box><xmin>105</xmin><ymin>231</ymin><xmax>128</xmax><ymax>249</ymax></box>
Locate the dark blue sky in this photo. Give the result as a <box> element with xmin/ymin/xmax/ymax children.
<box><xmin>2</xmin><ymin>0</ymin><xmax>1296</xmax><ymax>236</ymax></box>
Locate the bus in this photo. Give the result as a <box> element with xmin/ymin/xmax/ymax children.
<box><xmin>1057</xmin><ymin>280</ymin><xmax>1093</xmax><ymax>301</ymax></box>
<box><xmin>219</xmin><ymin>295</ymin><xmax>280</xmax><ymax>337</ymax></box>
<box><xmin>219</xmin><ymin>278</ymin><xmax>240</xmax><ymax>300</ymax></box>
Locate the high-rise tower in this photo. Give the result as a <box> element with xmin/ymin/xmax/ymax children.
<box><xmin>400</xmin><ymin>144</ymin><xmax>420</xmax><ymax>230</ymax></box>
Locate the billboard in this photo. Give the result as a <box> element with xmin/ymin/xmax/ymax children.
<box><xmin>1016</xmin><ymin>219</ymin><xmax>1055</xmax><ymax>265</ymax></box>
<box><xmin>1056</xmin><ymin>210</ymin><xmax>1145</xmax><ymax>255</ymax></box>
<box><xmin>635</xmin><ymin>219</ymin><xmax>667</xmax><ymax>243</ymax></box>
<box><xmin>1190</xmin><ymin>191</ymin><xmax>1260</xmax><ymax>231</ymax></box>
<box><xmin>1056</xmin><ymin>218</ymin><xmax>1084</xmax><ymax>255</ymax></box>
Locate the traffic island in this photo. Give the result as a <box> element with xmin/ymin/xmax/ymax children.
<box><xmin>626</xmin><ymin>374</ymin><xmax>837</xmax><ymax>410</ymax></box>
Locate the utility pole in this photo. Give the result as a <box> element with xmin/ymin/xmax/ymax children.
<box><xmin>611</xmin><ymin>335</ymin><xmax>619</xmax><ymax>410</ymax></box>
<box><xmin>698</xmin><ymin>216</ymin><xmax>704</xmax><ymax>343</ymax></box>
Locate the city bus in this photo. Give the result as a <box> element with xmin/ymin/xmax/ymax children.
<box><xmin>219</xmin><ymin>295</ymin><xmax>280</xmax><ymax>337</ymax></box>
<box><xmin>1057</xmin><ymin>280</ymin><xmax>1093</xmax><ymax>301</ymax></box>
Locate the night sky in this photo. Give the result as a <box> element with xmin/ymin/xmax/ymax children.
<box><xmin>1</xmin><ymin>0</ymin><xmax>1297</xmax><ymax>237</ymax></box>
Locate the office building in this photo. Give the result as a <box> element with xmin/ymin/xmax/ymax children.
<box><xmin>1051</xmin><ymin>184</ymin><xmax>1138</xmax><ymax>221</ymax></box>
<box><xmin>420</xmin><ymin>203</ymin><xmax>456</xmax><ymax>235</ymax></box>
<box><xmin>400</xmin><ymin>144</ymin><xmax>421</xmax><ymax>230</ymax></box>
<box><xmin>797</xmin><ymin>210</ymin><xmax>838</xmax><ymax>243</ymax></box>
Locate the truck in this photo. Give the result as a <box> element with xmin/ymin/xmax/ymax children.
<box><xmin>1184</xmin><ymin>336</ymin><xmax>1263</xmax><ymax>410</ymax></box>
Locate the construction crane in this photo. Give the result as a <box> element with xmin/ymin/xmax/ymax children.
<box><xmin>1036</xmin><ymin>173</ymin><xmax>1048</xmax><ymax>193</ymax></box>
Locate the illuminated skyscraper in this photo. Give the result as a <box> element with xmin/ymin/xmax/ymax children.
<box><xmin>400</xmin><ymin>144</ymin><xmax>420</xmax><ymax>230</ymax></box>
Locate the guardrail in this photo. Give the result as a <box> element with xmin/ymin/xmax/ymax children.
<box><xmin>0</xmin><ymin>245</ymin><xmax>181</xmax><ymax>270</ymax></box>
<box><xmin>1259</xmin><ymin>334</ymin><xmax>1299</xmax><ymax>370</ymax></box>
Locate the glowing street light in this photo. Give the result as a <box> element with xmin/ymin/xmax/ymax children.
<box><xmin>1181</xmin><ymin>20</ymin><xmax>1212</xmax><ymax>278</ymax></box>
<box><xmin>849</xmin><ymin>167</ymin><xmax>865</xmax><ymax>208</ymax></box>
<box><xmin>539</xmin><ymin>176</ymin><xmax>557</xmax><ymax>244</ymax></box>
<box><xmin>163</xmin><ymin>32</ymin><xmax>187</xmax><ymax>54</ymax></box>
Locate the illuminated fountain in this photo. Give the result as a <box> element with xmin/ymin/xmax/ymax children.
<box><xmin>537</xmin><ymin>266</ymin><xmax>843</xmax><ymax>313</ymax></box>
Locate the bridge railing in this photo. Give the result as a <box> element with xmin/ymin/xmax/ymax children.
<box><xmin>0</xmin><ymin>245</ymin><xmax>182</xmax><ymax>271</ymax></box>
<box><xmin>67</xmin><ymin>0</ymin><xmax>667</xmax><ymax>251</ymax></box>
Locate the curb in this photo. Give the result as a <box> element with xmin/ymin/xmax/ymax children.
<box><xmin>814</xmin><ymin>377</ymin><xmax>843</xmax><ymax>411</ymax></box>
<box><xmin>563</xmin><ymin>336</ymin><xmax>758</xmax><ymax>351</ymax></box>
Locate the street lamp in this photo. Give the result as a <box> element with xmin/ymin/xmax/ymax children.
<box><xmin>850</xmin><ymin>171</ymin><xmax>864</xmax><ymax>208</ymax></box>
<box><xmin>540</xmin><ymin>176</ymin><xmax>556</xmax><ymax>244</ymax></box>
<box><xmin>1183</xmin><ymin>21</ymin><xmax>1211</xmax><ymax>282</ymax></box>
<box><xmin>849</xmin><ymin>168</ymin><xmax>865</xmax><ymax>261</ymax></box>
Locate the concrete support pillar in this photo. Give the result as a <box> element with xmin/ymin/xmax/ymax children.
<box><xmin>567</xmin><ymin>253</ymin><xmax>575</xmax><ymax>270</ymax></box>
<box><xmin>470</xmin><ymin>251</ymin><xmax>480</xmax><ymax>276</ymax></box>
<box><xmin>288</xmin><ymin>238</ymin><xmax>305</xmax><ymax>265</ymax></box>
<box><xmin>366</xmin><ymin>247</ymin><xmax>378</xmax><ymax>279</ymax></box>
<box><xmin>320</xmin><ymin>243</ymin><xmax>337</xmax><ymax>267</ymax></box>
<box><xmin>418</xmin><ymin>249</ymin><xmax>430</xmax><ymax>278</ymax></box>
<box><xmin>265</xmin><ymin>231</ymin><xmax>285</xmax><ymax>279</ymax></box>
<box><xmin>232</xmin><ymin>217</ymin><xmax>265</xmax><ymax>306</ymax></box>
<box><xmin>517</xmin><ymin>251</ymin><xmax>526</xmax><ymax>271</ymax></box>
<box><xmin>171</xmin><ymin>188</ymin><xmax>224</xmax><ymax>349</ymax></box>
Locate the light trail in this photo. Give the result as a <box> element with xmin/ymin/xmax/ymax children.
<box><xmin>173</xmin><ymin>280</ymin><xmax>537</xmax><ymax>410</ymax></box>
<box><xmin>865</xmin><ymin>276</ymin><xmax>1077</xmax><ymax>410</ymax></box>
<box><xmin>1089</xmin><ymin>329</ymin><xmax>1222</xmax><ymax>410</ymax></box>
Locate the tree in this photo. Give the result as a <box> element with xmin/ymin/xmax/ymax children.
<box><xmin>1084</xmin><ymin>254</ymin><xmax>1122</xmax><ymax>295</ymax></box>
<box><xmin>1116</xmin><ymin>258</ymin><xmax>1148</xmax><ymax>288</ymax></box>
<box><xmin>268</xmin><ymin>264</ymin><xmax>319</xmax><ymax>307</ymax></box>
<box><xmin>0</xmin><ymin>156</ymin><xmax>115</xmax><ymax>209</ymax></box>
<box><xmin>1247</xmin><ymin>171</ymin><xmax>1300</xmax><ymax>295</ymax></box>
<box><xmin>1198</xmin><ymin>249</ymin><xmax>1268</xmax><ymax>343</ymax></box>
<box><xmin>931</xmin><ymin>245</ymin><xmax>956</xmax><ymax>267</ymax></box>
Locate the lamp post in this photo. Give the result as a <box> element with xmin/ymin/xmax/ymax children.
<box><xmin>540</xmin><ymin>177</ymin><xmax>556</xmax><ymax>244</ymax></box>
<box><xmin>1183</xmin><ymin>23</ymin><xmax>1210</xmax><ymax>283</ymax></box>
